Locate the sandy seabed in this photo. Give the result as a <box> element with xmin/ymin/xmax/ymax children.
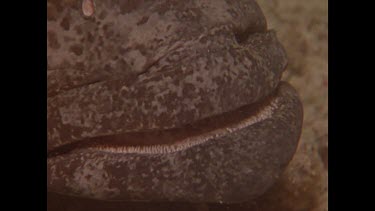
<box><xmin>253</xmin><ymin>0</ymin><xmax>328</xmax><ymax>210</ymax></box>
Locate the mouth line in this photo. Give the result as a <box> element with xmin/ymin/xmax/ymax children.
<box><xmin>47</xmin><ymin>90</ymin><xmax>279</xmax><ymax>158</ymax></box>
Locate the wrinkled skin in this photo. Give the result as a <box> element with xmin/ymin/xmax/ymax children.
<box><xmin>47</xmin><ymin>0</ymin><xmax>303</xmax><ymax>203</ymax></box>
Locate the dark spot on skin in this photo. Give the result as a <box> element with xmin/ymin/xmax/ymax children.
<box><xmin>136</xmin><ymin>16</ymin><xmax>149</xmax><ymax>26</ymax></box>
<box><xmin>50</xmin><ymin>0</ymin><xmax>63</xmax><ymax>12</ymax></box>
<box><xmin>105</xmin><ymin>29</ymin><xmax>114</xmax><ymax>38</ymax></box>
<box><xmin>166</xmin><ymin>25</ymin><xmax>172</xmax><ymax>31</ymax></box>
<box><xmin>227</xmin><ymin>8</ymin><xmax>239</xmax><ymax>18</ymax></box>
<box><xmin>87</xmin><ymin>32</ymin><xmax>95</xmax><ymax>42</ymax></box>
<box><xmin>104</xmin><ymin>64</ymin><xmax>112</xmax><ymax>72</ymax></box>
<box><xmin>47</xmin><ymin>5</ymin><xmax>58</xmax><ymax>21</ymax></box>
<box><xmin>318</xmin><ymin>134</ymin><xmax>328</xmax><ymax>170</ymax></box>
<box><xmin>98</xmin><ymin>10</ymin><xmax>107</xmax><ymax>20</ymax></box>
<box><xmin>75</xmin><ymin>62</ymin><xmax>85</xmax><ymax>70</ymax></box>
<box><xmin>119</xmin><ymin>47</ymin><xmax>129</xmax><ymax>55</ymax></box>
<box><xmin>48</xmin><ymin>31</ymin><xmax>60</xmax><ymax>49</ymax></box>
<box><xmin>74</xmin><ymin>25</ymin><xmax>83</xmax><ymax>35</ymax></box>
<box><xmin>70</xmin><ymin>44</ymin><xmax>83</xmax><ymax>56</ymax></box>
<box><xmin>196</xmin><ymin>76</ymin><xmax>204</xmax><ymax>83</ymax></box>
<box><xmin>119</xmin><ymin>0</ymin><xmax>144</xmax><ymax>14</ymax></box>
<box><xmin>136</xmin><ymin>44</ymin><xmax>148</xmax><ymax>55</ymax></box>
<box><xmin>222</xmin><ymin>55</ymin><xmax>229</xmax><ymax>64</ymax></box>
<box><xmin>95</xmin><ymin>47</ymin><xmax>102</xmax><ymax>59</ymax></box>
<box><xmin>319</xmin><ymin>146</ymin><xmax>328</xmax><ymax>170</ymax></box>
<box><xmin>64</xmin><ymin>0</ymin><xmax>79</xmax><ymax>9</ymax></box>
<box><xmin>98</xmin><ymin>36</ymin><xmax>104</xmax><ymax>46</ymax></box>
<box><xmin>156</xmin><ymin>4</ymin><xmax>169</xmax><ymax>16</ymax></box>
<box><xmin>118</xmin><ymin>59</ymin><xmax>131</xmax><ymax>72</ymax></box>
<box><xmin>102</xmin><ymin>23</ymin><xmax>115</xmax><ymax>37</ymax></box>
<box><xmin>200</xmin><ymin>36</ymin><xmax>209</xmax><ymax>44</ymax></box>
<box><xmin>60</xmin><ymin>15</ymin><xmax>70</xmax><ymax>31</ymax></box>
<box><xmin>154</xmin><ymin>38</ymin><xmax>164</xmax><ymax>44</ymax></box>
<box><xmin>182</xmin><ymin>83</ymin><xmax>196</xmax><ymax>97</ymax></box>
<box><xmin>102</xmin><ymin>24</ymin><xmax>109</xmax><ymax>31</ymax></box>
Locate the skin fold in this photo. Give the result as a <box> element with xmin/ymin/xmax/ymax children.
<box><xmin>47</xmin><ymin>0</ymin><xmax>303</xmax><ymax>203</ymax></box>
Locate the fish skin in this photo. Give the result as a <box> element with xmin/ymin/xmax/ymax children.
<box><xmin>47</xmin><ymin>0</ymin><xmax>303</xmax><ymax>203</ymax></box>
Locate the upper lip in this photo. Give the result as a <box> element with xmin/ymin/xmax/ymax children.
<box><xmin>47</xmin><ymin>89</ymin><xmax>277</xmax><ymax>158</ymax></box>
<box><xmin>48</xmin><ymin>26</ymin><xmax>287</xmax><ymax>154</ymax></box>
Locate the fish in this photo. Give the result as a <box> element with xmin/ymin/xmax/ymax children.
<box><xmin>47</xmin><ymin>0</ymin><xmax>303</xmax><ymax>203</ymax></box>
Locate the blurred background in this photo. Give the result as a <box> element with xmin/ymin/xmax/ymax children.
<box><xmin>48</xmin><ymin>0</ymin><xmax>328</xmax><ymax>210</ymax></box>
<box><xmin>253</xmin><ymin>0</ymin><xmax>328</xmax><ymax>210</ymax></box>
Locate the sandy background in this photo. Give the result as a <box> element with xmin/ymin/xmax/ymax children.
<box><xmin>252</xmin><ymin>0</ymin><xmax>328</xmax><ymax>210</ymax></box>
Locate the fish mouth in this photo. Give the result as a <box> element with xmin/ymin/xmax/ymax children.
<box><xmin>47</xmin><ymin>82</ymin><xmax>303</xmax><ymax>203</ymax></box>
<box><xmin>48</xmin><ymin>86</ymin><xmax>277</xmax><ymax>158</ymax></box>
<box><xmin>47</xmin><ymin>0</ymin><xmax>301</xmax><ymax>203</ymax></box>
<box><xmin>47</xmin><ymin>28</ymin><xmax>288</xmax><ymax>153</ymax></box>
<box><xmin>47</xmin><ymin>0</ymin><xmax>288</xmax><ymax>152</ymax></box>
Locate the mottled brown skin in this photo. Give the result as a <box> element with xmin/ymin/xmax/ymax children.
<box><xmin>47</xmin><ymin>0</ymin><xmax>303</xmax><ymax>203</ymax></box>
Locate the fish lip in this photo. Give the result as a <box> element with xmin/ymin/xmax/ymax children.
<box><xmin>47</xmin><ymin>0</ymin><xmax>298</xmax><ymax>202</ymax></box>
<box><xmin>47</xmin><ymin>82</ymin><xmax>303</xmax><ymax>203</ymax></box>
<box><xmin>47</xmin><ymin>29</ymin><xmax>288</xmax><ymax>153</ymax></box>
<box><xmin>48</xmin><ymin>1</ymin><xmax>286</xmax><ymax>148</ymax></box>
<box><xmin>47</xmin><ymin>83</ymin><xmax>279</xmax><ymax>158</ymax></box>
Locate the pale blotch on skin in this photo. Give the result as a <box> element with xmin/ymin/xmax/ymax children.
<box><xmin>70</xmin><ymin>155</ymin><xmax>120</xmax><ymax>198</ymax></box>
<box><xmin>82</xmin><ymin>0</ymin><xmax>95</xmax><ymax>17</ymax></box>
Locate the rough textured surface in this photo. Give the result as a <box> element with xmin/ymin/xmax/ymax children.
<box><xmin>47</xmin><ymin>0</ymin><xmax>306</xmax><ymax>206</ymax></box>
<box><xmin>47</xmin><ymin>0</ymin><xmax>287</xmax><ymax>151</ymax></box>
<box><xmin>48</xmin><ymin>83</ymin><xmax>302</xmax><ymax>202</ymax></box>
<box><xmin>248</xmin><ymin>0</ymin><xmax>328</xmax><ymax>210</ymax></box>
